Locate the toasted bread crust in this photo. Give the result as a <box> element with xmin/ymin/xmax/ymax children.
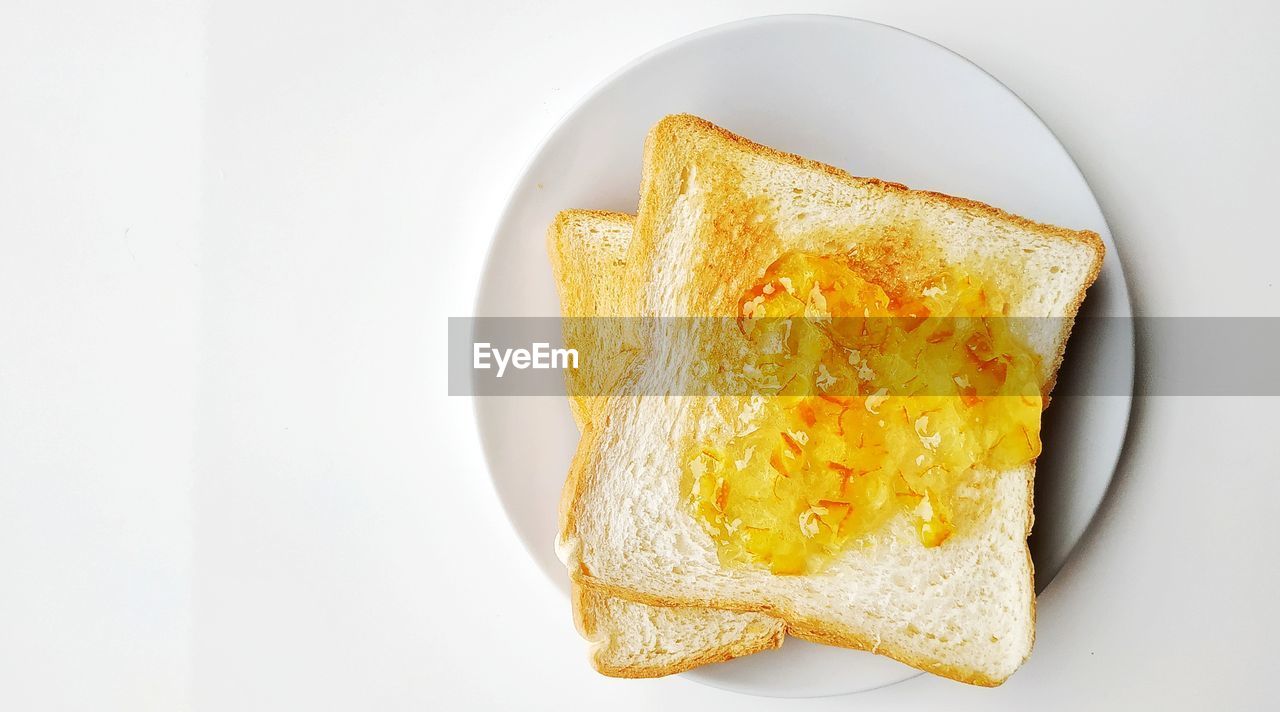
<box><xmin>557</xmin><ymin>115</ymin><xmax>1103</xmax><ymax>686</ymax></box>
<box><xmin>545</xmin><ymin>209</ymin><xmax>637</xmax><ymax>425</ymax></box>
<box><xmin>652</xmin><ymin>114</ymin><xmax>1105</xmax><ymax>257</ymax></box>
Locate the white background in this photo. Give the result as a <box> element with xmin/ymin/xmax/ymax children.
<box><xmin>2</xmin><ymin>1</ymin><xmax>1278</xmax><ymax>710</ymax></box>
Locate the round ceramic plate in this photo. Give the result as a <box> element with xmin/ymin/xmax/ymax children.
<box><xmin>474</xmin><ymin>15</ymin><xmax>1133</xmax><ymax>697</ymax></box>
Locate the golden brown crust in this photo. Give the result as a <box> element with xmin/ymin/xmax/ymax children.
<box><xmin>546</xmin><ymin>209</ymin><xmax>636</xmax><ymax>427</ymax></box>
<box><xmin>558</xmin><ymin>114</ymin><xmax>1103</xmax><ymax>686</ymax></box>
<box><xmin>659</xmin><ymin>113</ymin><xmax>1105</xmax><ymax>257</ymax></box>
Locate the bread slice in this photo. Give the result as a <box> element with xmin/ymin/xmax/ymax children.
<box><xmin>546</xmin><ymin>209</ymin><xmax>785</xmax><ymax>677</ymax></box>
<box><xmin>558</xmin><ymin>115</ymin><xmax>1103</xmax><ymax>685</ymax></box>
<box><xmin>544</xmin><ymin>210</ymin><xmax>640</xmax><ymax>427</ymax></box>
<box><xmin>572</xmin><ymin>581</ymin><xmax>784</xmax><ymax>678</ymax></box>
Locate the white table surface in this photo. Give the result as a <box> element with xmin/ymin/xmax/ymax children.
<box><xmin>2</xmin><ymin>1</ymin><xmax>1278</xmax><ymax>710</ymax></box>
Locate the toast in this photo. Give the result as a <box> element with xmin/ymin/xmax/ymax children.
<box><xmin>547</xmin><ymin>209</ymin><xmax>785</xmax><ymax>677</ymax></box>
<box><xmin>572</xmin><ymin>583</ymin><xmax>784</xmax><ymax>678</ymax></box>
<box><xmin>557</xmin><ymin>115</ymin><xmax>1103</xmax><ymax>685</ymax></box>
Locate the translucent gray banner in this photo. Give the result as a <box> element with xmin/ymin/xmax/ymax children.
<box><xmin>448</xmin><ymin>317</ymin><xmax>1280</xmax><ymax>396</ymax></box>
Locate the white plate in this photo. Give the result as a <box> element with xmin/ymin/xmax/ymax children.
<box><xmin>474</xmin><ymin>15</ymin><xmax>1133</xmax><ymax>697</ymax></box>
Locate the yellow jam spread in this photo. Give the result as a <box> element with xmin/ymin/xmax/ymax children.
<box><xmin>683</xmin><ymin>252</ymin><xmax>1044</xmax><ymax>575</ymax></box>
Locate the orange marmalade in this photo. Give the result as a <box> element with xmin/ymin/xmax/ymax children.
<box><xmin>682</xmin><ymin>252</ymin><xmax>1043</xmax><ymax>575</ymax></box>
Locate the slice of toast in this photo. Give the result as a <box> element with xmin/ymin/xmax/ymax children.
<box><xmin>546</xmin><ymin>209</ymin><xmax>785</xmax><ymax>677</ymax></box>
<box><xmin>544</xmin><ymin>211</ymin><xmax>640</xmax><ymax>427</ymax></box>
<box><xmin>572</xmin><ymin>583</ymin><xmax>784</xmax><ymax>678</ymax></box>
<box><xmin>558</xmin><ymin>115</ymin><xmax>1103</xmax><ymax>685</ymax></box>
